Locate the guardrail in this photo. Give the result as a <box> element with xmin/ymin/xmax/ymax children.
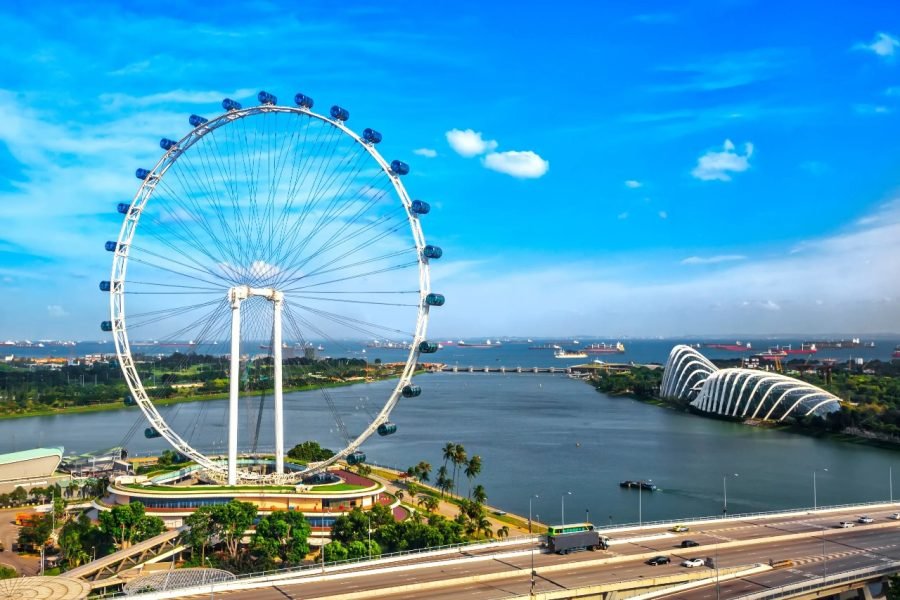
<box><xmin>735</xmin><ymin>560</ymin><xmax>900</xmax><ymax>599</ymax></box>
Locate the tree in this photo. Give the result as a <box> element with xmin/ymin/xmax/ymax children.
<box><xmin>452</xmin><ymin>444</ymin><xmax>467</xmax><ymax>495</ymax></box>
<box><xmin>415</xmin><ymin>461</ymin><xmax>432</xmax><ymax>483</ymax></box>
<box><xmin>435</xmin><ymin>465</ymin><xmax>451</xmax><ymax>498</ymax></box>
<box><xmin>98</xmin><ymin>503</ymin><xmax>164</xmax><ymax>549</ymax></box>
<box><xmin>464</xmin><ymin>455</ymin><xmax>482</xmax><ymax>497</ymax></box>
<box><xmin>250</xmin><ymin>510</ymin><xmax>312</xmax><ymax>565</ymax></box>
<box><xmin>53</xmin><ymin>495</ymin><xmax>66</xmax><ymax>526</ymax></box>
<box><xmin>184</xmin><ymin>506</ymin><xmax>215</xmax><ymax>565</ymax></box>
<box><xmin>17</xmin><ymin>514</ymin><xmax>52</xmax><ymax>552</ymax></box>
<box><xmin>287</xmin><ymin>441</ymin><xmax>335</xmax><ymax>463</ymax></box>
<box><xmin>323</xmin><ymin>540</ymin><xmax>349</xmax><ymax>562</ymax></box>
<box><xmin>395</xmin><ymin>490</ymin><xmax>405</xmax><ymax>504</ymax></box>
<box><xmin>211</xmin><ymin>501</ymin><xmax>258</xmax><ymax>562</ymax></box>
<box><xmin>472</xmin><ymin>484</ymin><xmax>487</xmax><ymax>506</ymax></box>
<box><xmin>423</xmin><ymin>495</ymin><xmax>439</xmax><ymax>513</ymax></box>
<box><xmin>497</xmin><ymin>525</ymin><xmax>510</xmax><ymax>539</ymax></box>
<box><xmin>477</xmin><ymin>516</ymin><xmax>493</xmax><ymax>538</ymax></box>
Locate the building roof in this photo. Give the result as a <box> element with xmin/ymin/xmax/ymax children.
<box><xmin>0</xmin><ymin>447</ymin><xmax>64</xmax><ymax>467</ymax></box>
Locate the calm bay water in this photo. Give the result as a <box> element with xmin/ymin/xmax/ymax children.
<box><xmin>0</xmin><ymin>369</ymin><xmax>897</xmax><ymax>525</ymax></box>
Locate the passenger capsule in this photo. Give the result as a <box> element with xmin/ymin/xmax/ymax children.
<box><xmin>402</xmin><ymin>385</ymin><xmax>422</xmax><ymax>398</ymax></box>
<box><xmin>425</xmin><ymin>293</ymin><xmax>445</xmax><ymax>307</ymax></box>
<box><xmin>257</xmin><ymin>90</ymin><xmax>277</xmax><ymax>105</ymax></box>
<box><xmin>418</xmin><ymin>341</ymin><xmax>439</xmax><ymax>354</ymax></box>
<box><xmin>135</xmin><ymin>168</ymin><xmax>152</xmax><ymax>180</ymax></box>
<box><xmin>105</xmin><ymin>241</ymin><xmax>119</xmax><ymax>252</ymax></box>
<box><xmin>330</xmin><ymin>105</ymin><xmax>350</xmax><ymax>121</ymax></box>
<box><xmin>362</xmin><ymin>128</ymin><xmax>382</xmax><ymax>144</ymax></box>
<box><xmin>410</xmin><ymin>200</ymin><xmax>430</xmax><ymax>215</ymax></box>
<box><xmin>159</xmin><ymin>138</ymin><xmax>177</xmax><ymax>151</ymax></box>
<box><xmin>100</xmin><ymin>321</ymin><xmax>113</xmax><ymax>332</ymax></box>
<box><xmin>189</xmin><ymin>114</ymin><xmax>209</xmax><ymax>127</ymax></box>
<box><xmin>347</xmin><ymin>450</ymin><xmax>366</xmax><ymax>465</ymax></box>
<box><xmin>99</xmin><ymin>281</ymin><xmax>111</xmax><ymax>292</ymax></box>
<box><xmin>377</xmin><ymin>422</ymin><xmax>397</xmax><ymax>436</ymax></box>
<box><xmin>144</xmin><ymin>427</ymin><xmax>162</xmax><ymax>439</ymax></box>
<box><xmin>423</xmin><ymin>245</ymin><xmax>443</xmax><ymax>259</ymax></box>
<box><xmin>117</xmin><ymin>203</ymin><xmax>132</xmax><ymax>215</ymax></box>
<box><xmin>222</xmin><ymin>98</ymin><xmax>242</xmax><ymax>111</ymax></box>
<box><xmin>294</xmin><ymin>93</ymin><xmax>314</xmax><ymax>109</ymax></box>
<box><xmin>124</xmin><ymin>395</ymin><xmax>137</xmax><ymax>406</ymax></box>
<box><xmin>390</xmin><ymin>160</ymin><xmax>410</xmax><ymax>176</ymax></box>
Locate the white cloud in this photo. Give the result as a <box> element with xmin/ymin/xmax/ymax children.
<box><xmin>445</xmin><ymin>129</ymin><xmax>498</xmax><ymax>157</ymax></box>
<box><xmin>482</xmin><ymin>151</ymin><xmax>549</xmax><ymax>179</ymax></box>
<box><xmin>99</xmin><ymin>88</ymin><xmax>257</xmax><ymax>109</ymax></box>
<box><xmin>691</xmin><ymin>139</ymin><xmax>754</xmax><ymax>181</ymax></box>
<box><xmin>413</xmin><ymin>148</ymin><xmax>437</xmax><ymax>158</ymax></box>
<box><xmin>624</xmin><ymin>180</ymin><xmax>642</xmax><ymax>189</ymax></box>
<box><xmin>47</xmin><ymin>305</ymin><xmax>68</xmax><ymax>318</ymax></box>
<box><xmin>681</xmin><ymin>255</ymin><xmax>747</xmax><ymax>265</ymax></box>
<box><xmin>658</xmin><ymin>211</ymin><xmax>668</xmax><ymax>219</ymax></box>
<box><xmin>856</xmin><ymin>32</ymin><xmax>900</xmax><ymax>57</ymax></box>
<box><xmin>617</xmin><ymin>212</ymin><xmax>629</xmax><ymax>220</ymax></box>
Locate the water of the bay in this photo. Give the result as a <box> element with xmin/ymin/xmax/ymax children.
<box><xmin>0</xmin><ymin>371</ymin><xmax>896</xmax><ymax>526</ymax></box>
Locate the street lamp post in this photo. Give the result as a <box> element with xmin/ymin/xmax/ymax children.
<box><xmin>529</xmin><ymin>494</ymin><xmax>539</xmax><ymax>534</ymax></box>
<box><xmin>813</xmin><ymin>468</ymin><xmax>828</xmax><ymax>510</ymax></box>
<box><xmin>890</xmin><ymin>466</ymin><xmax>894</xmax><ymax>503</ymax></box>
<box><xmin>561</xmin><ymin>491</ymin><xmax>572</xmax><ymax>525</ymax></box>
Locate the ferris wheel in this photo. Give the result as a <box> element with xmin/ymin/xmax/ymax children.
<box><xmin>100</xmin><ymin>90</ymin><xmax>444</xmax><ymax>485</ymax></box>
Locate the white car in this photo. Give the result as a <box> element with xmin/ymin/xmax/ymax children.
<box><xmin>681</xmin><ymin>558</ymin><xmax>705</xmax><ymax>568</ymax></box>
<box><xmin>889</xmin><ymin>513</ymin><xmax>900</xmax><ymax>520</ymax></box>
<box><xmin>857</xmin><ymin>516</ymin><xmax>874</xmax><ymax>524</ymax></box>
<box><xmin>838</xmin><ymin>521</ymin><xmax>855</xmax><ymax>528</ymax></box>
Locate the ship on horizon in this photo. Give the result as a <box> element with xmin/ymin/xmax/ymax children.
<box><xmin>703</xmin><ymin>341</ymin><xmax>752</xmax><ymax>352</ymax></box>
<box><xmin>584</xmin><ymin>342</ymin><xmax>626</xmax><ymax>354</ymax></box>
<box><xmin>458</xmin><ymin>339</ymin><xmax>501</xmax><ymax>348</ymax></box>
<box><xmin>768</xmin><ymin>343</ymin><xmax>817</xmax><ymax>355</ymax></box>
<box><xmin>554</xmin><ymin>348</ymin><xmax>588</xmax><ymax>359</ymax></box>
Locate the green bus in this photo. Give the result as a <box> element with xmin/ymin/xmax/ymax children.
<box><xmin>546</xmin><ymin>522</ymin><xmax>594</xmax><ymax>536</ymax></box>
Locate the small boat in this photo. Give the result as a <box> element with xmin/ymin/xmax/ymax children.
<box><xmin>555</xmin><ymin>349</ymin><xmax>588</xmax><ymax>359</ymax></box>
<box><xmin>584</xmin><ymin>342</ymin><xmax>626</xmax><ymax>354</ymax></box>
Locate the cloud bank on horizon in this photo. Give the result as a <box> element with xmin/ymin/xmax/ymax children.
<box><xmin>0</xmin><ymin>1</ymin><xmax>898</xmax><ymax>338</ymax></box>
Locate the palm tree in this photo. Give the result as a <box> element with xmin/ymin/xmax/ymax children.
<box><xmin>424</xmin><ymin>495</ymin><xmax>439</xmax><ymax>513</ymax></box>
<box><xmin>436</xmin><ymin>465</ymin><xmax>450</xmax><ymax>498</ymax></box>
<box><xmin>442</xmin><ymin>442</ymin><xmax>455</xmax><ymax>473</ymax></box>
<box><xmin>417</xmin><ymin>495</ymin><xmax>429</xmax><ymax>508</ymax></box>
<box><xmin>472</xmin><ymin>484</ymin><xmax>487</xmax><ymax>506</ymax></box>
<box><xmin>416</xmin><ymin>461</ymin><xmax>432</xmax><ymax>483</ymax></box>
<box><xmin>452</xmin><ymin>444</ymin><xmax>467</xmax><ymax>496</ymax></box>
<box><xmin>497</xmin><ymin>525</ymin><xmax>510</xmax><ymax>539</ymax></box>
<box><xmin>395</xmin><ymin>490</ymin><xmax>405</xmax><ymax>503</ymax></box>
<box><xmin>477</xmin><ymin>516</ymin><xmax>494</xmax><ymax>538</ymax></box>
<box><xmin>464</xmin><ymin>455</ymin><xmax>482</xmax><ymax>497</ymax></box>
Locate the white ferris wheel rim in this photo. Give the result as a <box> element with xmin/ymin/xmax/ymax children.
<box><xmin>108</xmin><ymin>101</ymin><xmax>432</xmax><ymax>483</ymax></box>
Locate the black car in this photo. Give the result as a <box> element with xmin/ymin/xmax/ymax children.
<box><xmin>680</xmin><ymin>540</ymin><xmax>700</xmax><ymax>548</ymax></box>
<box><xmin>646</xmin><ymin>555</ymin><xmax>671</xmax><ymax>566</ymax></box>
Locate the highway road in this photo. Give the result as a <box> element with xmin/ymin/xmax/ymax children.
<box><xmin>174</xmin><ymin>505</ymin><xmax>900</xmax><ymax>599</ymax></box>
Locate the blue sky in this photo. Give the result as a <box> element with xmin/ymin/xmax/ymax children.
<box><xmin>1</xmin><ymin>0</ymin><xmax>900</xmax><ymax>338</ymax></box>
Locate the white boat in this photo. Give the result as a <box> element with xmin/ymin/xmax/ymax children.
<box><xmin>554</xmin><ymin>349</ymin><xmax>588</xmax><ymax>359</ymax></box>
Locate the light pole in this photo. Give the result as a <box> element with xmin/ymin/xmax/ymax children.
<box><xmin>528</xmin><ymin>494</ymin><xmax>539</xmax><ymax>533</ymax></box>
<box><xmin>561</xmin><ymin>491</ymin><xmax>572</xmax><ymax>525</ymax></box>
<box><xmin>813</xmin><ymin>468</ymin><xmax>828</xmax><ymax>510</ymax></box>
<box><xmin>531</xmin><ymin>506</ymin><xmax>540</xmax><ymax>598</ymax></box>
<box><xmin>723</xmin><ymin>473</ymin><xmax>738</xmax><ymax>517</ymax></box>
<box><xmin>890</xmin><ymin>466</ymin><xmax>894</xmax><ymax>503</ymax></box>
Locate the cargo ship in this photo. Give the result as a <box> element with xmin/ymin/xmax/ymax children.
<box><xmin>755</xmin><ymin>350</ymin><xmax>787</xmax><ymax>361</ymax></box>
<box><xmin>458</xmin><ymin>340</ymin><xmax>501</xmax><ymax>348</ymax></box>
<box><xmin>703</xmin><ymin>341</ymin><xmax>751</xmax><ymax>351</ymax></box>
<box><xmin>768</xmin><ymin>343</ymin><xmax>817</xmax><ymax>355</ymax></box>
<box><xmin>584</xmin><ymin>342</ymin><xmax>625</xmax><ymax>354</ymax></box>
<box><xmin>554</xmin><ymin>348</ymin><xmax>588</xmax><ymax>359</ymax></box>
<box><xmin>802</xmin><ymin>338</ymin><xmax>874</xmax><ymax>349</ymax></box>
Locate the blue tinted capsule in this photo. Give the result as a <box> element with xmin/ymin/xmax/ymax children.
<box><xmin>423</xmin><ymin>245</ymin><xmax>442</xmax><ymax>259</ymax></box>
<box><xmin>257</xmin><ymin>90</ymin><xmax>277</xmax><ymax>105</ymax></box>
<box><xmin>144</xmin><ymin>427</ymin><xmax>162</xmax><ymax>439</ymax></box>
<box><xmin>390</xmin><ymin>160</ymin><xmax>409</xmax><ymax>176</ymax></box>
<box><xmin>418</xmin><ymin>341</ymin><xmax>439</xmax><ymax>354</ymax></box>
<box><xmin>159</xmin><ymin>138</ymin><xmax>177</xmax><ymax>151</ymax></box>
<box><xmin>330</xmin><ymin>105</ymin><xmax>350</xmax><ymax>121</ymax></box>
<box><xmin>100</xmin><ymin>321</ymin><xmax>113</xmax><ymax>332</ymax></box>
<box><xmin>117</xmin><ymin>203</ymin><xmax>131</xmax><ymax>214</ymax></box>
<box><xmin>189</xmin><ymin>114</ymin><xmax>208</xmax><ymax>127</ymax></box>
<box><xmin>425</xmin><ymin>293</ymin><xmax>445</xmax><ymax>307</ymax></box>
<box><xmin>105</xmin><ymin>241</ymin><xmax>119</xmax><ymax>252</ymax></box>
<box><xmin>410</xmin><ymin>200</ymin><xmax>430</xmax><ymax>215</ymax></box>
<box><xmin>363</xmin><ymin>128</ymin><xmax>382</xmax><ymax>144</ymax></box>
<box><xmin>124</xmin><ymin>395</ymin><xmax>137</xmax><ymax>406</ymax></box>
<box><xmin>294</xmin><ymin>93</ymin><xmax>314</xmax><ymax>109</ymax></box>
<box><xmin>99</xmin><ymin>281</ymin><xmax>111</xmax><ymax>292</ymax></box>
<box><xmin>135</xmin><ymin>168</ymin><xmax>152</xmax><ymax>180</ymax></box>
<box><xmin>347</xmin><ymin>450</ymin><xmax>366</xmax><ymax>465</ymax></box>
<box><xmin>222</xmin><ymin>98</ymin><xmax>242</xmax><ymax>111</ymax></box>
<box><xmin>402</xmin><ymin>385</ymin><xmax>422</xmax><ymax>398</ymax></box>
<box><xmin>377</xmin><ymin>422</ymin><xmax>397</xmax><ymax>436</ymax></box>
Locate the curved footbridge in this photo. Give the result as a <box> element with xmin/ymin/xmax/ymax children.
<box><xmin>76</xmin><ymin>501</ymin><xmax>900</xmax><ymax>600</ymax></box>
